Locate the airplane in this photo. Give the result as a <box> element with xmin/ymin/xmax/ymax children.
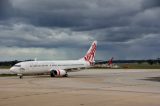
<box><xmin>106</xmin><ymin>57</ymin><xmax>119</xmax><ymax>68</ymax></box>
<box><xmin>106</xmin><ymin>57</ymin><xmax>114</xmax><ymax>68</ymax></box>
<box><xmin>94</xmin><ymin>57</ymin><xmax>119</xmax><ymax>68</ymax></box>
<box><xmin>10</xmin><ymin>41</ymin><xmax>97</xmax><ymax>79</ymax></box>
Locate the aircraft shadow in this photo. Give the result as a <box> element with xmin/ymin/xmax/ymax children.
<box><xmin>29</xmin><ymin>74</ymin><xmax>98</xmax><ymax>79</ymax></box>
<box><xmin>143</xmin><ymin>77</ymin><xmax>160</xmax><ymax>82</ymax></box>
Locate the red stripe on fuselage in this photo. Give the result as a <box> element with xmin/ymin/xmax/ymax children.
<box><xmin>57</xmin><ymin>70</ymin><xmax>60</xmax><ymax>76</ymax></box>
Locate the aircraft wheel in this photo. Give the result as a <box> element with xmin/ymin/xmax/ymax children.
<box><xmin>19</xmin><ymin>75</ymin><xmax>23</xmax><ymax>79</ymax></box>
<box><xmin>64</xmin><ymin>74</ymin><xmax>68</xmax><ymax>77</ymax></box>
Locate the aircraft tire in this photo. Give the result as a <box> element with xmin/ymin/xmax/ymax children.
<box><xmin>64</xmin><ymin>74</ymin><xmax>68</xmax><ymax>77</ymax></box>
<box><xmin>19</xmin><ymin>75</ymin><xmax>23</xmax><ymax>79</ymax></box>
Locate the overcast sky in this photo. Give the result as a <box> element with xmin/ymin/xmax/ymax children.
<box><xmin>0</xmin><ymin>0</ymin><xmax>160</xmax><ymax>61</ymax></box>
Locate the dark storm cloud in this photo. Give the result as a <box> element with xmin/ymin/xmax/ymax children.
<box><xmin>0</xmin><ymin>0</ymin><xmax>159</xmax><ymax>30</ymax></box>
<box><xmin>92</xmin><ymin>25</ymin><xmax>160</xmax><ymax>43</ymax></box>
<box><xmin>142</xmin><ymin>0</ymin><xmax>160</xmax><ymax>9</ymax></box>
<box><xmin>0</xmin><ymin>24</ymin><xmax>93</xmax><ymax>49</ymax></box>
<box><xmin>0</xmin><ymin>0</ymin><xmax>159</xmax><ymax>38</ymax></box>
<box><xmin>0</xmin><ymin>0</ymin><xmax>14</xmax><ymax>20</ymax></box>
<box><xmin>7</xmin><ymin>0</ymin><xmax>141</xmax><ymax>30</ymax></box>
<box><xmin>0</xmin><ymin>0</ymin><xmax>141</xmax><ymax>31</ymax></box>
<box><xmin>0</xmin><ymin>0</ymin><xmax>160</xmax><ymax>60</ymax></box>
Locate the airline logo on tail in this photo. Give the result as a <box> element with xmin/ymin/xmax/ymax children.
<box><xmin>84</xmin><ymin>41</ymin><xmax>97</xmax><ymax>65</ymax></box>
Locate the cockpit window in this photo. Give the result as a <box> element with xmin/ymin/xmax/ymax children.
<box><xmin>14</xmin><ymin>65</ymin><xmax>21</xmax><ymax>67</ymax></box>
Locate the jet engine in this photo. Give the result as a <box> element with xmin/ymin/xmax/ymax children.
<box><xmin>50</xmin><ymin>69</ymin><xmax>68</xmax><ymax>77</ymax></box>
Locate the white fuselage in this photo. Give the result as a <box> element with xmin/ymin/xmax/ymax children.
<box><xmin>9</xmin><ymin>40</ymin><xmax>97</xmax><ymax>77</ymax></box>
<box><xmin>10</xmin><ymin>59</ymin><xmax>90</xmax><ymax>74</ymax></box>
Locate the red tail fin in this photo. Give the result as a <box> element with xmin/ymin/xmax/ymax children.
<box><xmin>108</xmin><ymin>57</ymin><xmax>114</xmax><ymax>65</ymax></box>
<box><xmin>83</xmin><ymin>41</ymin><xmax>97</xmax><ymax>64</ymax></box>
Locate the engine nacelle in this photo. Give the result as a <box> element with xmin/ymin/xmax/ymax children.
<box><xmin>50</xmin><ymin>69</ymin><xmax>67</xmax><ymax>77</ymax></box>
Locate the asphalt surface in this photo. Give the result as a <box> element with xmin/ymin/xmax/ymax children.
<box><xmin>0</xmin><ymin>69</ymin><xmax>160</xmax><ymax>106</ymax></box>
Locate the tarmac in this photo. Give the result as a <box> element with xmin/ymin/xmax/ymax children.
<box><xmin>0</xmin><ymin>69</ymin><xmax>160</xmax><ymax>106</ymax></box>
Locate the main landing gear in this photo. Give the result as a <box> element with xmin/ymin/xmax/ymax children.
<box><xmin>63</xmin><ymin>73</ymin><xmax>68</xmax><ymax>77</ymax></box>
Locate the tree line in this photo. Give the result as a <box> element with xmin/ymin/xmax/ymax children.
<box><xmin>96</xmin><ymin>58</ymin><xmax>160</xmax><ymax>65</ymax></box>
<box><xmin>0</xmin><ymin>60</ymin><xmax>33</xmax><ymax>67</ymax></box>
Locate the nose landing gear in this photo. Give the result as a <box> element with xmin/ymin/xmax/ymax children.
<box><xmin>17</xmin><ymin>74</ymin><xmax>23</xmax><ymax>79</ymax></box>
